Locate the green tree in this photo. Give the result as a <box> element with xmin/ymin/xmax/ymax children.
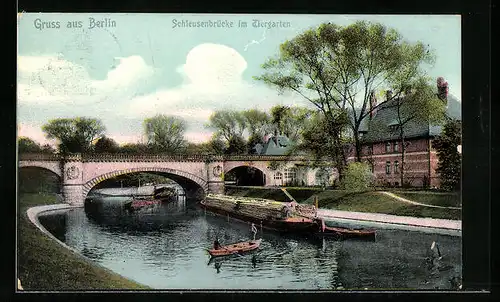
<box><xmin>117</xmin><ymin>143</ymin><xmax>150</xmax><ymax>154</ymax></box>
<box><xmin>18</xmin><ymin>137</ymin><xmax>43</xmax><ymax>153</ymax></box>
<box><xmin>94</xmin><ymin>136</ymin><xmax>120</xmax><ymax>153</ymax></box>
<box><xmin>270</xmin><ymin>105</ymin><xmax>290</xmax><ymax>137</ymax></box>
<box><xmin>208</xmin><ymin>136</ymin><xmax>226</xmax><ymax>155</ymax></box>
<box><xmin>255</xmin><ymin>21</ymin><xmax>435</xmax><ymax>177</ymax></box>
<box><xmin>294</xmin><ymin>111</ymin><xmax>340</xmax><ymax>161</ymax></box>
<box><xmin>41</xmin><ymin>117</ymin><xmax>105</xmax><ymax>154</ymax></box>
<box><xmin>40</xmin><ymin>144</ymin><xmax>56</xmax><ymax>154</ymax></box>
<box><xmin>270</xmin><ymin>105</ymin><xmax>314</xmax><ymax>144</ymax></box>
<box><xmin>206</xmin><ymin>110</ymin><xmax>247</xmax><ymax>146</ymax></box>
<box><xmin>241</xmin><ymin>109</ymin><xmax>271</xmax><ymax>153</ymax></box>
<box><xmin>225</xmin><ymin>135</ymin><xmax>247</xmax><ymax>155</ymax></box>
<box><xmin>340</xmin><ymin>162</ymin><xmax>374</xmax><ymax>192</ymax></box>
<box><xmin>144</xmin><ymin>115</ymin><xmax>187</xmax><ymax>154</ymax></box>
<box><xmin>241</xmin><ymin>109</ymin><xmax>271</xmax><ymax>138</ymax></box>
<box><xmin>432</xmin><ymin>119</ymin><xmax>461</xmax><ymax>191</ymax></box>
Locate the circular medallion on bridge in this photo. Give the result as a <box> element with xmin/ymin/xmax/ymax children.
<box><xmin>66</xmin><ymin>166</ymin><xmax>80</xmax><ymax>180</ymax></box>
<box><xmin>213</xmin><ymin>165</ymin><xmax>223</xmax><ymax>177</ymax></box>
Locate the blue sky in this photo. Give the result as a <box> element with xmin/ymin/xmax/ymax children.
<box><xmin>17</xmin><ymin>13</ymin><xmax>461</xmax><ymax>145</ymax></box>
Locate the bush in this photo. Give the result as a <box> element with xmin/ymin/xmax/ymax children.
<box><xmin>340</xmin><ymin>162</ymin><xmax>374</xmax><ymax>192</ymax></box>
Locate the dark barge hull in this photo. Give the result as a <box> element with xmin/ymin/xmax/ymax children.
<box><xmin>199</xmin><ymin>202</ymin><xmax>319</xmax><ymax>234</ymax></box>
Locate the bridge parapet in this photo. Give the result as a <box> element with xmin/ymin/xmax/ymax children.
<box><xmin>80</xmin><ymin>153</ymin><xmax>225</xmax><ymax>162</ymax></box>
<box><xmin>19</xmin><ymin>153</ymin><xmax>313</xmax><ymax>162</ymax></box>
<box><xmin>222</xmin><ymin>155</ymin><xmax>308</xmax><ymax>161</ymax></box>
<box><xmin>18</xmin><ymin>153</ymin><xmax>61</xmax><ymax>161</ymax></box>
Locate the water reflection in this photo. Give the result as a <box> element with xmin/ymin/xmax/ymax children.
<box><xmin>39</xmin><ymin>195</ymin><xmax>462</xmax><ymax>290</ymax></box>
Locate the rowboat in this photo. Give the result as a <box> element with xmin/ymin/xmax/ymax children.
<box><xmin>207</xmin><ymin>239</ymin><xmax>262</xmax><ymax>257</ymax></box>
<box><xmin>318</xmin><ymin>225</ymin><xmax>376</xmax><ymax>240</ymax></box>
<box><xmin>123</xmin><ymin>199</ymin><xmax>162</xmax><ymax>212</ymax></box>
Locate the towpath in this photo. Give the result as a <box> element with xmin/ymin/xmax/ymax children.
<box><xmin>317</xmin><ymin>208</ymin><xmax>461</xmax><ymax>234</ymax></box>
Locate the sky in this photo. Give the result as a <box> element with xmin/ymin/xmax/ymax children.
<box><xmin>17</xmin><ymin>13</ymin><xmax>461</xmax><ymax>146</ymax></box>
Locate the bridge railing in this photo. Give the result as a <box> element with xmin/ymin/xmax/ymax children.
<box><xmin>18</xmin><ymin>153</ymin><xmax>61</xmax><ymax>161</ymax></box>
<box><xmin>80</xmin><ymin>153</ymin><xmax>225</xmax><ymax>162</ymax></box>
<box><xmin>18</xmin><ymin>153</ymin><xmax>311</xmax><ymax>162</ymax></box>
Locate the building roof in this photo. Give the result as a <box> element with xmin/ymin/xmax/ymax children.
<box><xmin>361</xmin><ymin>94</ymin><xmax>461</xmax><ymax>143</ymax></box>
<box><xmin>257</xmin><ymin>135</ymin><xmax>295</xmax><ymax>156</ymax></box>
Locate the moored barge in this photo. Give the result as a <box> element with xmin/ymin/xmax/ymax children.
<box><xmin>200</xmin><ymin>194</ymin><xmax>320</xmax><ymax>233</ymax></box>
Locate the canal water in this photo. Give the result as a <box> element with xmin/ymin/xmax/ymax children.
<box><xmin>38</xmin><ymin>195</ymin><xmax>462</xmax><ymax>290</ymax></box>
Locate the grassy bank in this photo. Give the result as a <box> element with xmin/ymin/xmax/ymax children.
<box><xmin>18</xmin><ymin>193</ymin><xmax>150</xmax><ymax>290</ymax></box>
<box><xmin>225</xmin><ymin>187</ymin><xmax>461</xmax><ymax>221</ymax></box>
<box><xmin>391</xmin><ymin>191</ymin><xmax>461</xmax><ymax>208</ymax></box>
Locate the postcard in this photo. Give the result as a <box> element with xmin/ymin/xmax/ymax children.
<box><xmin>17</xmin><ymin>13</ymin><xmax>462</xmax><ymax>291</ymax></box>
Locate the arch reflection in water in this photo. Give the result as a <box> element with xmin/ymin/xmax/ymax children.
<box><xmin>40</xmin><ymin>195</ymin><xmax>462</xmax><ymax>290</ymax></box>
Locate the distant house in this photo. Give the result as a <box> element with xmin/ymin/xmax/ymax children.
<box><xmin>250</xmin><ymin>135</ymin><xmax>338</xmax><ymax>187</ymax></box>
<box><xmin>252</xmin><ymin>135</ymin><xmax>294</xmax><ymax>156</ymax></box>
<box><xmin>350</xmin><ymin>77</ymin><xmax>461</xmax><ymax>188</ymax></box>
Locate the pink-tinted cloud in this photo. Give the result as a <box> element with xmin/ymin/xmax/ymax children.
<box><xmin>17</xmin><ymin>123</ymin><xmax>55</xmax><ymax>146</ymax></box>
<box><xmin>184</xmin><ymin>131</ymin><xmax>213</xmax><ymax>144</ymax></box>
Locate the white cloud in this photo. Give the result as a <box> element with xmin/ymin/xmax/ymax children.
<box><xmin>124</xmin><ymin>43</ymin><xmax>308</xmax><ymax>121</ymax></box>
<box><xmin>110</xmin><ymin>134</ymin><xmax>145</xmax><ymax>145</ymax></box>
<box><xmin>18</xmin><ymin>44</ymin><xmax>308</xmax><ymax>144</ymax></box>
<box><xmin>17</xmin><ymin>54</ymin><xmax>156</xmax><ymax>106</ymax></box>
<box><xmin>184</xmin><ymin>131</ymin><xmax>213</xmax><ymax>144</ymax></box>
<box><xmin>91</xmin><ymin>56</ymin><xmax>155</xmax><ymax>94</ymax></box>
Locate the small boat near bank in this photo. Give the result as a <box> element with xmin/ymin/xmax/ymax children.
<box><xmin>315</xmin><ymin>218</ymin><xmax>376</xmax><ymax>240</ymax></box>
<box><xmin>318</xmin><ymin>226</ymin><xmax>377</xmax><ymax>240</ymax></box>
<box><xmin>123</xmin><ymin>186</ymin><xmax>178</xmax><ymax>212</ymax></box>
<box><xmin>207</xmin><ymin>239</ymin><xmax>262</xmax><ymax>257</ymax></box>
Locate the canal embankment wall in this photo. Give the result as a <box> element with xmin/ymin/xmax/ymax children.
<box><xmin>25</xmin><ymin>203</ymin><xmax>150</xmax><ymax>289</ymax></box>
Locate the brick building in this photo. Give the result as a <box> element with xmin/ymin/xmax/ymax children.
<box><xmin>350</xmin><ymin>78</ymin><xmax>461</xmax><ymax>188</ymax></box>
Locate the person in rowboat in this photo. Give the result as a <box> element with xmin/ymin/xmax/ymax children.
<box><xmin>213</xmin><ymin>237</ymin><xmax>221</xmax><ymax>250</ymax></box>
<box><xmin>251</xmin><ymin>223</ymin><xmax>258</xmax><ymax>240</ymax></box>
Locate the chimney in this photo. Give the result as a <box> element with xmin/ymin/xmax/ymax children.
<box><xmin>369</xmin><ymin>90</ymin><xmax>377</xmax><ymax>119</ymax></box>
<box><xmin>437</xmin><ymin>77</ymin><xmax>449</xmax><ymax>101</ymax></box>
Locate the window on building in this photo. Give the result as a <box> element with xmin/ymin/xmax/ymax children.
<box><xmin>385</xmin><ymin>161</ymin><xmax>391</xmax><ymax>174</ymax></box>
<box><xmin>394</xmin><ymin>141</ymin><xmax>399</xmax><ymax>152</ymax></box>
<box><xmin>274</xmin><ymin>172</ymin><xmax>282</xmax><ymax>180</ymax></box>
<box><xmin>284</xmin><ymin>168</ymin><xmax>297</xmax><ymax>181</ymax></box>
<box><xmin>394</xmin><ymin>161</ymin><xmax>399</xmax><ymax>174</ymax></box>
<box><xmin>385</xmin><ymin>142</ymin><xmax>392</xmax><ymax>153</ymax></box>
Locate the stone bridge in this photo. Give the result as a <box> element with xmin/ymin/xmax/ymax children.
<box><xmin>18</xmin><ymin>153</ymin><xmax>337</xmax><ymax>206</ymax></box>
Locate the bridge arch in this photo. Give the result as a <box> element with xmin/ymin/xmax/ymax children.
<box><xmin>18</xmin><ymin>165</ymin><xmax>63</xmax><ymax>194</ymax></box>
<box><xmin>18</xmin><ymin>161</ymin><xmax>62</xmax><ymax>178</ymax></box>
<box><xmin>82</xmin><ymin>167</ymin><xmax>208</xmax><ymax>200</ymax></box>
<box><xmin>224</xmin><ymin>165</ymin><xmax>267</xmax><ymax>186</ymax></box>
